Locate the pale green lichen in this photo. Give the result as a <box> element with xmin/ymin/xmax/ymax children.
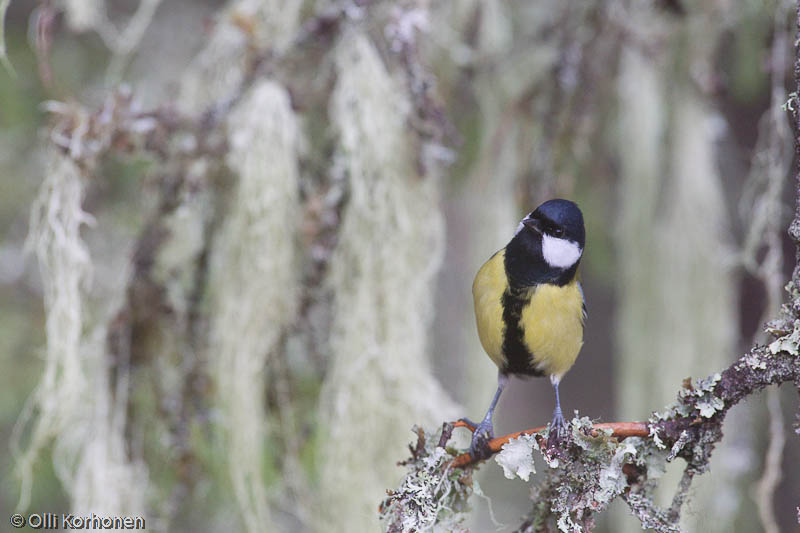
<box><xmin>597</xmin><ymin>440</ymin><xmax>638</xmax><ymax>498</ymax></box>
<box><xmin>697</xmin><ymin>396</ymin><xmax>725</xmax><ymax>418</ymax></box>
<box><xmin>743</xmin><ymin>351</ymin><xmax>768</xmax><ymax>369</ymax></box>
<box><xmin>504</xmin><ymin>417</ymin><xmax>668</xmax><ymax>532</ymax></box>
<box><xmin>179</xmin><ymin>0</ymin><xmax>303</xmax><ymax>114</ymax></box>
<box><xmin>495</xmin><ymin>434</ymin><xmax>538</xmax><ymax>481</ymax></box>
<box><xmin>768</xmin><ymin>319</ymin><xmax>800</xmax><ymax>355</ymax></box>
<box><xmin>209</xmin><ymin>79</ymin><xmax>302</xmax><ymax>533</ymax></box>
<box><xmin>624</xmin><ymin>493</ymin><xmax>681</xmax><ymax>533</ymax></box>
<box><xmin>666</xmin><ymin>431</ymin><xmax>690</xmax><ymax>462</ymax></box>
<box><xmin>638</xmin><ymin>438</ymin><xmax>669</xmax><ymax>480</ymax></box>
<box><xmin>568</xmin><ymin>419</ymin><xmax>639</xmax><ymax>509</ymax></box>
<box><xmin>16</xmin><ymin>148</ymin><xmax>148</xmax><ymax>519</ymax></box>
<box><xmin>786</xmin><ymin>280</ymin><xmax>800</xmax><ymax>300</ymax></box>
<box><xmin>380</xmin><ymin>427</ymin><xmax>472</xmax><ymax>533</ymax></box>
<box><xmin>496</xmin><ymin>417</ymin><xmax>676</xmax><ymax>532</ymax></box>
<box><xmin>692</xmin><ymin>373</ymin><xmax>722</xmax><ymax>393</ymax></box>
<box><xmin>691</xmin><ymin>373</ymin><xmax>725</xmax><ymax>418</ymax></box>
<box><xmin>650</xmin><ymin>372</ymin><xmax>725</xmax><ymax>425</ymax></box>
<box><xmin>649</xmin><ymin>425</ymin><xmax>667</xmax><ymax>450</ymax></box>
<box><xmin>320</xmin><ymin>26</ymin><xmax>459</xmax><ymax>533</ymax></box>
<box><xmin>387</xmin><ymin>415</ymin><xmax>680</xmax><ymax>532</ymax></box>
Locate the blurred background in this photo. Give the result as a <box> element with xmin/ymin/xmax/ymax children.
<box><xmin>1</xmin><ymin>0</ymin><xmax>798</xmax><ymax>531</ymax></box>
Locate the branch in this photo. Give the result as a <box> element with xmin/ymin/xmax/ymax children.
<box><xmin>382</xmin><ymin>334</ymin><xmax>800</xmax><ymax>532</ymax></box>
<box><xmin>449</xmin><ymin>420</ymin><xmax>648</xmax><ymax>468</ymax></box>
<box><xmin>447</xmin><ymin>335</ymin><xmax>799</xmax><ymax>464</ymax></box>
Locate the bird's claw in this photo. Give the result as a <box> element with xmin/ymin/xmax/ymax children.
<box><xmin>468</xmin><ymin>420</ymin><xmax>495</xmax><ymax>460</ymax></box>
<box><xmin>547</xmin><ymin>410</ymin><xmax>569</xmax><ymax>447</ymax></box>
<box><xmin>552</xmin><ymin>410</ymin><xmax>567</xmax><ymax>434</ymax></box>
<box><xmin>457</xmin><ymin>417</ymin><xmax>479</xmax><ymax>432</ymax></box>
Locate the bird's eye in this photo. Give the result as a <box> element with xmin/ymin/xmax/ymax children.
<box><xmin>553</xmin><ymin>227</ymin><xmax>564</xmax><ymax>237</ymax></box>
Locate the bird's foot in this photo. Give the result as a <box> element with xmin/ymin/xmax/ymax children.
<box><xmin>457</xmin><ymin>417</ymin><xmax>479</xmax><ymax>432</ymax></box>
<box><xmin>467</xmin><ymin>419</ymin><xmax>495</xmax><ymax>461</ymax></box>
<box><xmin>547</xmin><ymin>409</ymin><xmax>569</xmax><ymax>448</ymax></box>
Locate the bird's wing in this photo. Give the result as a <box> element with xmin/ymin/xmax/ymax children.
<box><xmin>578</xmin><ymin>281</ymin><xmax>587</xmax><ymax>323</ymax></box>
<box><xmin>472</xmin><ymin>249</ymin><xmax>508</xmax><ymax>368</ymax></box>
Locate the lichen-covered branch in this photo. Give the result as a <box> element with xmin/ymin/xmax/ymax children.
<box><xmin>448</xmin><ymin>420</ymin><xmax>649</xmax><ymax>468</ymax></box>
<box><xmin>382</xmin><ymin>331</ymin><xmax>800</xmax><ymax>532</ymax></box>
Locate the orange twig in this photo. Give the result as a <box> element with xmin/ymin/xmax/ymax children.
<box><xmin>449</xmin><ymin>421</ymin><xmax>649</xmax><ymax>468</ymax></box>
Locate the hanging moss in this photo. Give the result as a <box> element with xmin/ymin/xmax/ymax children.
<box><xmin>179</xmin><ymin>0</ymin><xmax>302</xmax><ymax>114</ymax></box>
<box><xmin>209</xmin><ymin>80</ymin><xmax>302</xmax><ymax>533</ymax></box>
<box><xmin>16</xmin><ymin>148</ymin><xmax>148</xmax><ymax>518</ymax></box>
<box><xmin>614</xmin><ymin>5</ymin><xmax>743</xmax><ymax>530</ymax></box>
<box><xmin>318</xmin><ymin>27</ymin><xmax>460</xmax><ymax>533</ymax></box>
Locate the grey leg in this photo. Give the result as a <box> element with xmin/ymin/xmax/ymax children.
<box><xmin>466</xmin><ymin>373</ymin><xmax>509</xmax><ymax>459</ymax></box>
<box><xmin>550</xmin><ymin>379</ymin><xmax>567</xmax><ymax>437</ymax></box>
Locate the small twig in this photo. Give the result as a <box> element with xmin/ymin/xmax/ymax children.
<box><xmin>0</xmin><ymin>0</ymin><xmax>17</xmax><ymax>78</ymax></box>
<box><xmin>398</xmin><ymin>427</ymin><xmax>428</xmax><ymax>466</ymax></box>
<box><xmin>622</xmin><ymin>492</ymin><xmax>681</xmax><ymax>533</ymax></box>
<box><xmin>795</xmin><ymin>376</ymin><xmax>800</xmax><ymax>435</ymax></box>
<box><xmin>102</xmin><ymin>0</ymin><xmax>164</xmax><ymax>83</ymax></box>
<box><xmin>667</xmin><ymin>466</ymin><xmax>695</xmax><ymax>523</ymax></box>
<box><xmin>449</xmin><ymin>420</ymin><xmax>649</xmax><ymax>468</ymax></box>
<box><xmin>33</xmin><ymin>1</ymin><xmax>56</xmax><ymax>89</ymax></box>
<box><xmin>753</xmin><ymin>387</ymin><xmax>786</xmax><ymax>533</ymax></box>
<box><xmin>437</xmin><ymin>422</ymin><xmax>454</xmax><ymax>448</ymax></box>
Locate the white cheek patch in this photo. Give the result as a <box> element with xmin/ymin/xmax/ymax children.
<box><xmin>541</xmin><ymin>233</ymin><xmax>582</xmax><ymax>268</ymax></box>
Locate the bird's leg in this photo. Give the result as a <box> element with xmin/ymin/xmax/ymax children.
<box><xmin>465</xmin><ymin>373</ymin><xmax>508</xmax><ymax>460</ymax></box>
<box><xmin>549</xmin><ymin>376</ymin><xmax>568</xmax><ymax>439</ymax></box>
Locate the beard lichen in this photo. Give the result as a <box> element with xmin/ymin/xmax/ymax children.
<box><xmin>16</xmin><ymin>149</ymin><xmax>148</xmax><ymax>519</ymax></box>
<box><xmin>318</xmin><ymin>25</ymin><xmax>459</xmax><ymax>533</ymax></box>
<box><xmin>209</xmin><ymin>79</ymin><xmax>302</xmax><ymax>533</ymax></box>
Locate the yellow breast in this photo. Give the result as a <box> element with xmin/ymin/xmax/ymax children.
<box><xmin>520</xmin><ymin>280</ymin><xmax>584</xmax><ymax>379</ymax></box>
<box><xmin>472</xmin><ymin>248</ymin><xmax>585</xmax><ymax>378</ymax></box>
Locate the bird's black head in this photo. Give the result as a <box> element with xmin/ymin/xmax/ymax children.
<box><xmin>506</xmin><ymin>199</ymin><xmax>585</xmax><ymax>287</ymax></box>
<box><xmin>525</xmin><ymin>199</ymin><xmax>585</xmax><ymax>249</ymax></box>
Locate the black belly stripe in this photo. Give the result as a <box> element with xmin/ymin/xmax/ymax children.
<box><xmin>501</xmin><ymin>286</ymin><xmax>545</xmax><ymax>377</ymax></box>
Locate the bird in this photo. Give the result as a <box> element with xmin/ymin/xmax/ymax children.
<box><xmin>463</xmin><ymin>198</ymin><xmax>586</xmax><ymax>459</ymax></box>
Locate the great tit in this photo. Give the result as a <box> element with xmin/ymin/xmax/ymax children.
<box><xmin>464</xmin><ymin>198</ymin><xmax>586</xmax><ymax>458</ymax></box>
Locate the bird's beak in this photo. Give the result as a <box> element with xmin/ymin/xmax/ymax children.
<box><xmin>522</xmin><ymin>217</ymin><xmax>542</xmax><ymax>234</ymax></box>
